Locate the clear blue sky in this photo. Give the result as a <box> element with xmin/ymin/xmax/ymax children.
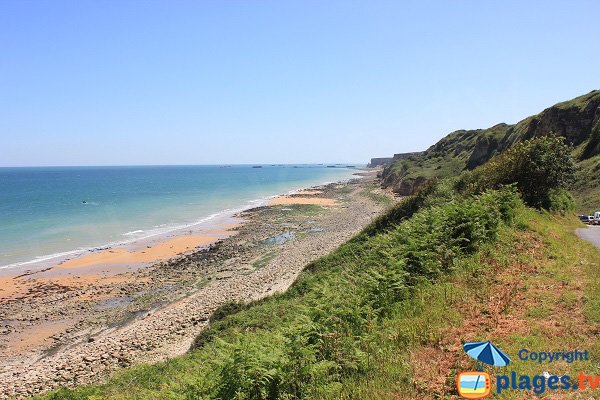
<box><xmin>1</xmin><ymin>1</ymin><xmax>599</xmax><ymax>166</ymax></box>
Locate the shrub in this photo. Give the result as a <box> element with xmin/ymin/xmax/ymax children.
<box><xmin>469</xmin><ymin>135</ymin><xmax>576</xmax><ymax>209</ymax></box>
<box><xmin>216</xmin><ymin>336</ymin><xmax>285</xmax><ymax>400</ymax></box>
<box><xmin>384</xmin><ymin>186</ymin><xmax>520</xmax><ymax>283</ymax></box>
<box><xmin>547</xmin><ymin>188</ymin><xmax>575</xmax><ymax>214</ymax></box>
<box><xmin>364</xmin><ymin>267</ymin><xmax>408</xmax><ymax>317</ymax></box>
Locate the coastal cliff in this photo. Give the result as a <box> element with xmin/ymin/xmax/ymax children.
<box><xmin>380</xmin><ymin>90</ymin><xmax>600</xmax><ymax>210</ymax></box>
<box><xmin>367</xmin><ymin>157</ymin><xmax>394</xmax><ymax>167</ymax></box>
<box><xmin>368</xmin><ymin>152</ymin><xmax>424</xmax><ymax>168</ymax></box>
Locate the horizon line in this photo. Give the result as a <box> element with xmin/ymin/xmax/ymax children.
<box><xmin>0</xmin><ymin>162</ymin><xmax>368</xmax><ymax>169</ymax></box>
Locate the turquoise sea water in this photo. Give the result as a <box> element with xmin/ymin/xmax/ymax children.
<box><xmin>0</xmin><ymin>165</ymin><xmax>358</xmax><ymax>270</ymax></box>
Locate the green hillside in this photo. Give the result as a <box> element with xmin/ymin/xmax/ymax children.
<box><xmin>382</xmin><ymin>90</ymin><xmax>600</xmax><ymax>213</ymax></box>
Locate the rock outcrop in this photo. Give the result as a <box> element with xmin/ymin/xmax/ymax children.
<box><xmin>368</xmin><ymin>152</ymin><xmax>423</xmax><ymax>168</ymax></box>
<box><xmin>367</xmin><ymin>157</ymin><xmax>393</xmax><ymax>168</ymax></box>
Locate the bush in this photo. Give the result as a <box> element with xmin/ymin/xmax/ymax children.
<box><xmin>216</xmin><ymin>336</ymin><xmax>285</xmax><ymax>400</ymax></box>
<box><xmin>211</xmin><ymin>301</ymin><xmax>247</xmax><ymax>323</ymax></box>
<box><xmin>390</xmin><ymin>186</ymin><xmax>519</xmax><ymax>282</ymax></box>
<box><xmin>547</xmin><ymin>188</ymin><xmax>575</xmax><ymax>214</ymax></box>
<box><xmin>469</xmin><ymin>135</ymin><xmax>576</xmax><ymax>209</ymax></box>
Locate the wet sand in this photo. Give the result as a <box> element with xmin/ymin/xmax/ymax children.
<box><xmin>57</xmin><ymin>235</ymin><xmax>224</xmax><ymax>269</ymax></box>
<box><xmin>8</xmin><ymin>320</ymin><xmax>72</xmax><ymax>355</ymax></box>
<box><xmin>0</xmin><ymin>226</ymin><xmax>239</xmax><ymax>303</ymax></box>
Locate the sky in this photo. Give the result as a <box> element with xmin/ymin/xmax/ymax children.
<box><xmin>1</xmin><ymin>1</ymin><xmax>599</xmax><ymax>166</ymax></box>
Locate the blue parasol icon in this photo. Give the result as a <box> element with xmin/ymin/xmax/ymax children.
<box><xmin>463</xmin><ymin>341</ymin><xmax>511</xmax><ymax>367</ymax></box>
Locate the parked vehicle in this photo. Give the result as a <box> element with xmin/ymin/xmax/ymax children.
<box><xmin>579</xmin><ymin>214</ymin><xmax>598</xmax><ymax>225</ymax></box>
<box><xmin>579</xmin><ymin>215</ymin><xmax>591</xmax><ymax>223</ymax></box>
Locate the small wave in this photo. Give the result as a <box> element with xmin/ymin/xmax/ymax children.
<box><xmin>123</xmin><ymin>230</ymin><xmax>145</xmax><ymax>236</ymax></box>
<box><xmin>0</xmin><ymin>248</ymin><xmax>89</xmax><ymax>270</ymax></box>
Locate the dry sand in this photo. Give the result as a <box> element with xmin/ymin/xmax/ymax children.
<box><xmin>7</xmin><ymin>320</ymin><xmax>72</xmax><ymax>356</ymax></box>
<box><xmin>269</xmin><ymin>196</ymin><xmax>337</xmax><ymax>206</ymax></box>
<box><xmin>0</xmin><ymin>277</ymin><xmax>26</xmax><ymax>300</ymax></box>
<box><xmin>296</xmin><ymin>190</ymin><xmax>322</xmax><ymax>195</ymax></box>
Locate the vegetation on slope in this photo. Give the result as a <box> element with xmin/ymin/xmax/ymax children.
<box><xmin>381</xmin><ymin>90</ymin><xmax>600</xmax><ymax>213</ymax></box>
<box><xmin>460</xmin><ymin>135</ymin><xmax>576</xmax><ymax>210</ymax></box>
<box><xmin>408</xmin><ymin>208</ymin><xmax>600</xmax><ymax>398</ymax></box>
<box><xmin>573</xmin><ymin>153</ymin><xmax>600</xmax><ymax>212</ymax></box>
<box><xmin>43</xmin><ymin>185</ymin><xmax>519</xmax><ymax>400</ymax></box>
<box><xmin>39</xmin><ymin>136</ymin><xmax>592</xmax><ymax>399</ymax></box>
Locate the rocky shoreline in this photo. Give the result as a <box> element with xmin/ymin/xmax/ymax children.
<box><xmin>0</xmin><ymin>170</ymin><xmax>391</xmax><ymax>399</ymax></box>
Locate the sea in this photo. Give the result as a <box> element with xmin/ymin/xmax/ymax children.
<box><xmin>0</xmin><ymin>164</ymin><xmax>359</xmax><ymax>271</ymax></box>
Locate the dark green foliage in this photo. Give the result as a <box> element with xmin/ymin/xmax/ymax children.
<box><xmin>216</xmin><ymin>337</ymin><xmax>285</xmax><ymax>400</ymax></box>
<box><xmin>547</xmin><ymin>189</ymin><xmax>575</xmax><ymax>214</ymax></box>
<box><xmin>384</xmin><ymin>186</ymin><xmax>518</xmax><ymax>283</ymax></box>
<box><xmin>364</xmin><ymin>267</ymin><xmax>408</xmax><ymax>318</ymax></box>
<box><xmin>211</xmin><ymin>301</ymin><xmax>247</xmax><ymax>323</ymax></box>
<box><xmin>469</xmin><ymin>136</ymin><xmax>576</xmax><ymax>209</ymax></box>
<box><xmin>190</xmin><ymin>301</ymin><xmax>249</xmax><ymax>350</ymax></box>
<box><xmin>190</xmin><ymin>327</ymin><xmax>217</xmax><ymax>350</ymax></box>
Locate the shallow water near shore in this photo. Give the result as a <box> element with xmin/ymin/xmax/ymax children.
<box><xmin>0</xmin><ymin>165</ymin><xmax>358</xmax><ymax>271</ymax></box>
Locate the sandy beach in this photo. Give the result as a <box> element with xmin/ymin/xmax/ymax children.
<box><xmin>0</xmin><ymin>170</ymin><xmax>390</xmax><ymax>399</ymax></box>
<box><xmin>269</xmin><ymin>196</ymin><xmax>338</xmax><ymax>206</ymax></box>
